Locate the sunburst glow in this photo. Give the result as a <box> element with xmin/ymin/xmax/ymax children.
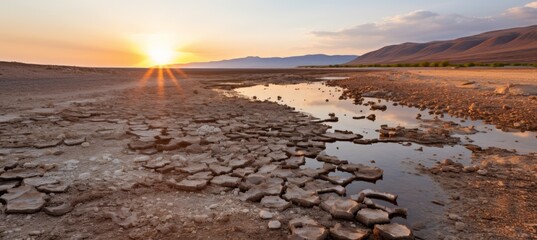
<box><xmin>147</xmin><ymin>46</ymin><xmax>176</xmax><ymax>66</ymax></box>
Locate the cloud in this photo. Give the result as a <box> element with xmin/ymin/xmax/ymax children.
<box><xmin>504</xmin><ymin>1</ymin><xmax>537</xmax><ymax>20</ymax></box>
<box><xmin>312</xmin><ymin>1</ymin><xmax>537</xmax><ymax>53</ymax></box>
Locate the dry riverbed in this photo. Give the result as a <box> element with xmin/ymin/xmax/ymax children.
<box><xmin>0</xmin><ymin>64</ymin><xmax>535</xmax><ymax>239</ymax></box>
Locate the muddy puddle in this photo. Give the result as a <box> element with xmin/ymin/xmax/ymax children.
<box><xmin>233</xmin><ymin>81</ymin><xmax>536</xmax><ymax>237</ymax></box>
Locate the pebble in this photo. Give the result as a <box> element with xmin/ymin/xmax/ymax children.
<box><xmin>78</xmin><ymin>172</ymin><xmax>91</xmax><ymax>180</ymax></box>
<box><xmin>268</xmin><ymin>220</ymin><xmax>281</xmax><ymax>229</ymax></box>
<box><xmin>477</xmin><ymin>169</ymin><xmax>488</xmax><ymax>176</ymax></box>
<box><xmin>259</xmin><ymin>210</ymin><xmax>273</xmax><ymax>219</ymax></box>
<box><xmin>81</xmin><ymin>142</ymin><xmax>90</xmax><ymax>147</ymax></box>
<box><xmin>455</xmin><ymin>222</ymin><xmax>466</xmax><ymax>231</ymax></box>
<box><xmin>448</xmin><ymin>214</ymin><xmax>461</xmax><ymax>221</ymax></box>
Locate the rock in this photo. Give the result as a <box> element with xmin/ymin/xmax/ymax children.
<box><xmin>448</xmin><ymin>214</ymin><xmax>461</xmax><ymax>221</ymax></box>
<box><xmin>240</xmin><ymin>179</ymin><xmax>283</xmax><ymax>202</ymax></box>
<box><xmin>257</xmin><ymin>164</ymin><xmax>279</xmax><ymax>174</ymax></box>
<box><xmin>229</xmin><ymin>159</ymin><xmax>250</xmax><ymax>169</ymax></box>
<box><xmin>283</xmin><ymin>184</ymin><xmax>320</xmax><ymax>207</ymax></box>
<box><xmin>187</xmin><ymin>171</ymin><xmax>214</xmax><ymax>181</ymax></box>
<box><xmin>23</xmin><ymin>177</ymin><xmax>59</xmax><ymax>187</ymax></box>
<box><xmin>232</xmin><ymin>167</ymin><xmax>255</xmax><ymax>178</ymax></box>
<box><xmin>287</xmin><ymin>176</ymin><xmax>313</xmax><ymax>187</ymax></box>
<box><xmin>259</xmin><ymin>210</ymin><xmax>273</xmax><ymax>219</ymax></box>
<box><xmin>373</xmin><ymin>223</ymin><xmax>413</xmax><ymax>240</ymax></box>
<box><xmin>209</xmin><ymin>164</ymin><xmax>233</xmax><ymax>175</ymax></box>
<box><xmin>210</xmin><ymin>175</ymin><xmax>241</xmax><ymax>188</ymax></box>
<box><xmin>133</xmin><ymin>155</ymin><xmax>151</xmax><ymax>163</ymax></box>
<box><xmin>167</xmin><ymin>178</ymin><xmax>207</xmax><ymax>191</ymax></box>
<box><xmin>319</xmin><ymin>174</ymin><xmax>354</xmax><ymax>186</ymax></box>
<box><xmin>193</xmin><ymin>214</ymin><xmax>210</xmax><ymax>223</ymax></box>
<box><xmin>81</xmin><ymin>142</ymin><xmax>90</xmax><ymax>148</ymax></box>
<box><xmin>143</xmin><ymin>158</ymin><xmax>171</xmax><ymax>169</ymax></box>
<box><xmin>477</xmin><ymin>169</ymin><xmax>488</xmax><ymax>176</ymax></box>
<box><xmin>196</xmin><ymin>125</ymin><xmax>221</xmax><ymax>135</ymax></box>
<box><xmin>1</xmin><ymin>185</ymin><xmax>47</xmax><ymax>214</ymax></box>
<box><xmin>271</xmin><ymin>168</ymin><xmax>298</xmax><ymax>179</ymax></box>
<box><xmin>155</xmin><ymin>139</ymin><xmax>190</xmax><ymax>151</ymax></box>
<box><xmin>358</xmin><ymin>198</ymin><xmax>407</xmax><ymax>218</ymax></box>
<box><xmin>0</xmin><ymin>180</ymin><xmax>19</xmax><ymax>192</ymax></box>
<box><xmin>316</xmin><ymin>153</ymin><xmax>348</xmax><ymax>165</ymax></box>
<box><xmin>44</xmin><ymin>202</ymin><xmax>73</xmax><ymax>216</ymax></box>
<box><xmin>78</xmin><ymin>172</ymin><xmax>91</xmax><ymax>180</ymax></box>
<box><xmin>320</xmin><ymin>197</ymin><xmax>361</xmax><ymax>220</ymax></box>
<box><xmin>288</xmin><ymin>216</ymin><xmax>328</xmax><ymax>240</ymax></box>
<box><xmin>104</xmin><ymin>208</ymin><xmax>139</xmax><ymax>228</ymax></box>
<box><xmin>330</xmin><ymin>223</ymin><xmax>370</xmax><ymax>240</ymax></box>
<box><xmin>128</xmin><ymin>140</ymin><xmax>155</xmax><ymax>150</ymax></box>
<box><xmin>180</xmin><ymin>163</ymin><xmax>208</xmax><ymax>174</ymax></box>
<box><xmin>338</xmin><ymin>164</ymin><xmax>383</xmax><ymax>182</ymax></box>
<box><xmin>455</xmin><ymin>222</ymin><xmax>466</xmax><ymax>231</ymax></box>
<box><xmin>370</xmin><ymin>105</ymin><xmax>387</xmax><ymax>111</ymax></box>
<box><xmin>268</xmin><ymin>220</ymin><xmax>281</xmax><ymax>229</ymax></box>
<box><xmin>127</xmin><ymin>129</ymin><xmax>162</xmax><ymax>138</ymax></box>
<box><xmin>37</xmin><ymin>182</ymin><xmax>70</xmax><ymax>193</ymax></box>
<box><xmin>494</xmin><ymin>85</ymin><xmax>509</xmax><ymax>95</ymax></box>
<box><xmin>267</xmin><ymin>151</ymin><xmax>289</xmax><ymax>161</ymax></box>
<box><xmin>282</xmin><ymin>156</ymin><xmax>306</xmax><ymax>169</ymax></box>
<box><xmin>355</xmin><ymin>208</ymin><xmax>390</xmax><ymax>227</ymax></box>
<box><xmin>64</xmin><ymin>137</ymin><xmax>86</xmax><ymax>146</ymax></box>
<box><xmin>245</xmin><ymin>173</ymin><xmax>267</xmax><ymax>185</ymax></box>
<box><xmin>34</xmin><ymin>139</ymin><xmax>63</xmax><ymax>149</ymax></box>
<box><xmin>462</xmin><ymin>166</ymin><xmax>478</xmax><ymax>173</ymax></box>
<box><xmin>321</xmin><ymin>132</ymin><xmax>361</xmax><ymax>141</ymax></box>
<box><xmin>260</xmin><ymin>196</ymin><xmax>292</xmax><ymax>210</ymax></box>
<box><xmin>0</xmin><ymin>168</ymin><xmax>45</xmax><ymax>180</ymax></box>
<box><xmin>304</xmin><ymin>179</ymin><xmax>346</xmax><ymax>196</ymax></box>
<box><xmin>366</xmin><ymin>114</ymin><xmax>376</xmax><ymax>121</ymax></box>
<box><xmin>354</xmin><ymin>189</ymin><xmax>398</xmax><ymax>204</ymax></box>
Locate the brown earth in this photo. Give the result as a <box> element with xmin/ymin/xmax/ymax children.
<box><xmin>329</xmin><ymin>68</ymin><xmax>537</xmax><ymax>131</ymax></box>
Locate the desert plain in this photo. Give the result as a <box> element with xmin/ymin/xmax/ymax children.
<box><xmin>0</xmin><ymin>62</ymin><xmax>536</xmax><ymax>240</ymax></box>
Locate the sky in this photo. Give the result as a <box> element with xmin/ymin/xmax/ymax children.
<box><xmin>0</xmin><ymin>0</ymin><xmax>536</xmax><ymax>67</ymax></box>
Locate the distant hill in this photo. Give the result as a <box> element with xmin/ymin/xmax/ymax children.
<box><xmin>174</xmin><ymin>54</ymin><xmax>358</xmax><ymax>68</ymax></box>
<box><xmin>347</xmin><ymin>25</ymin><xmax>537</xmax><ymax>65</ymax></box>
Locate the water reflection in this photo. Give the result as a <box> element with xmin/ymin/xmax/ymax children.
<box><xmin>235</xmin><ymin>81</ymin><xmax>536</xmax><ymax>237</ymax></box>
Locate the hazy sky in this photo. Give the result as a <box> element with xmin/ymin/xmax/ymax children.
<box><xmin>1</xmin><ymin>0</ymin><xmax>536</xmax><ymax>66</ymax></box>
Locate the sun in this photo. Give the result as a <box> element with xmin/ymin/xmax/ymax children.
<box><xmin>147</xmin><ymin>46</ymin><xmax>176</xmax><ymax>66</ymax></box>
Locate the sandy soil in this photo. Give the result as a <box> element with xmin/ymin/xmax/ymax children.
<box><xmin>0</xmin><ymin>63</ymin><xmax>535</xmax><ymax>239</ymax></box>
<box><xmin>330</xmin><ymin>68</ymin><xmax>537</xmax><ymax>131</ymax></box>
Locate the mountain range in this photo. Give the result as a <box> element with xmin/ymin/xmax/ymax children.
<box><xmin>173</xmin><ymin>54</ymin><xmax>357</xmax><ymax>68</ymax></box>
<box><xmin>347</xmin><ymin>25</ymin><xmax>537</xmax><ymax>65</ymax></box>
